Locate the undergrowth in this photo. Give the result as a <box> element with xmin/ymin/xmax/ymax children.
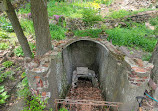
<box><xmin>20</xmin><ymin>19</ymin><xmax>34</xmax><ymax>34</ymax></box>
<box><xmin>49</xmin><ymin>24</ymin><xmax>67</xmax><ymax>40</ymax></box>
<box><xmin>14</xmin><ymin>42</ymin><xmax>35</xmax><ymax>57</ymax></box>
<box><xmin>74</xmin><ymin>29</ymin><xmax>102</xmax><ymax>38</ymax></box>
<box><xmin>105</xmin><ymin>24</ymin><xmax>157</xmax><ymax>52</ymax></box>
<box><xmin>106</xmin><ymin>8</ymin><xmax>157</xmax><ymax>19</ymax></box>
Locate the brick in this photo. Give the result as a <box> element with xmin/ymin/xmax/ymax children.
<box><xmin>42</xmin><ymin>92</ymin><xmax>47</xmax><ymax>97</ymax></box>
<box><xmin>131</xmin><ymin>66</ymin><xmax>146</xmax><ymax>73</ymax></box>
<box><xmin>133</xmin><ymin>58</ymin><xmax>144</xmax><ymax>67</ymax></box>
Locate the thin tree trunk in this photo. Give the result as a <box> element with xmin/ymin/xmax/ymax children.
<box><xmin>30</xmin><ymin>0</ymin><xmax>51</xmax><ymax>56</ymax></box>
<box><xmin>150</xmin><ymin>42</ymin><xmax>158</xmax><ymax>84</ymax></box>
<box><xmin>6</xmin><ymin>0</ymin><xmax>32</xmax><ymax>58</ymax></box>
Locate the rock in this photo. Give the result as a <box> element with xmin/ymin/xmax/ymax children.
<box><xmin>156</xmin><ymin>5</ymin><xmax>158</xmax><ymax>8</ymax></box>
<box><xmin>145</xmin><ymin>22</ymin><xmax>155</xmax><ymax>30</ymax></box>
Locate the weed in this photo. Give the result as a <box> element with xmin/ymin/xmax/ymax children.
<box><xmin>106</xmin><ymin>10</ymin><xmax>138</xmax><ymax>19</ymax></box>
<box><xmin>22</xmin><ymin>95</ymin><xmax>47</xmax><ymax>111</ymax></box>
<box><xmin>105</xmin><ymin>25</ymin><xmax>157</xmax><ymax>52</ymax></box>
<box><xmin>59</xmin><ymin>107</ymin><xmax>68</xmax><ymax>111</ymax></box>
<box><xmin>14</xmin><ymin>46</ymin><xmax>24</xmax><ymax>57</ymax></box>
<box><xmin>17</xmin><ymin>77</ymin><xmax>30</xmax><ymax>98</ymax></box>
<box><xmin>0</xmin><ymin>32</ymin><xmax>9</xmax><ymax>39</ymax></box>
<box><xmin>149</xmin><ymin>17</ymin><xmax>158</xmax><ymax>26</ymax></box>
<box><xmin>0</xmin><ymin>16</ymin><xmax>13</xmax><ymax>32</ymax></box>
<box><xmin>0</xmin><ymin>43</ymin><xmax>9</xmax><ymax>50</ymax></box>
<box><xmin>2</xmin><ymin>61</ymin><xmax>14</xmax><ymax>68</ymax></box>
<box><xmin>74</xmin><ymin>29</ymin><xmax>102</xmax><ymax>38</ymax></box>
<box><xmin>0</xmin><ymin>86</ymin><xmax>10</xmax><ymax>104</ymax></box>
<box><xmin>49</xmin><ymin>24</ymin><xmax>67</xmax><ymax>40</ymax></box>
<box><xmin>18</xmin><ymin>3</ymin><xmax>31</xmax><ymax>14</ymax></box>
<box><xmin>20</xmin><ymin>19</ymin><xmax>34</xmax><ymax>34</ymax></box>
<box><xmin>142</xmin><ymin>53</ymin><xmax>152</xmax><ymax>61</ymax></box>
<box><xmin>0</xmin><ymin>76</ymin><xmax>4</xmax><ymax>83</ymax></box>
<box><xmin>14</xmin><ymin>43</ymin><xmax>35</xmax><ymax>57</ymax></box>
<box><xmin>82</xmin><ymin>8</ymin><xmax>102</xmax><ymax>26</ymax></box>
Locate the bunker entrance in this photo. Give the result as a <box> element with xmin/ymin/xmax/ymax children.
<box><xmin>61</xmin><ymin>40</ymin><xmax>111</xmax><ymax>110</ymax></box>
<box><xmin>62</xmin><ymin>40</ymin><xmax>109</xmax><ymax>86</ymax></box>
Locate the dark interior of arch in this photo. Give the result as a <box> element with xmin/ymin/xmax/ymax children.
<box><xmin>62</xmin><ymin>40</ymin><xmax>109</xmax><ymax>84</ymax></box>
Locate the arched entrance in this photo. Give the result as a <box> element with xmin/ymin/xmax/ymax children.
<box><xmin>25</xmin><ymin>37</ymin><xmax>153</xmax><ymax>110</ymax></box>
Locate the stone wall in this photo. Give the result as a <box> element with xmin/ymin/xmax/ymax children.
<box><xmin>25</xmin><ymin>37</ymin><xmax>154</xmax><ymax>110</ymax></box>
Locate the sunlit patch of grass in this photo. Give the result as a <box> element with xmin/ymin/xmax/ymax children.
<box><xmin>105</xmin><ymin>24</ymin><xmax>157</xmax><ymax>52</ymax></box>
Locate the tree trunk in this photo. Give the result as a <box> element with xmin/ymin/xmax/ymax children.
<box><xmin>30</xmin><ymin>0</ymin><xmax>51</xmax><ymax>56</ymax></box>
<box><xmin>150</xmin><ymin>43</ymin><xmax>158</xmax><ymax>84</ymax></box>
<box><xmin>6</xmin><ymin>0</ymin><xmax>32</xmax><ymax>58</ymax></box>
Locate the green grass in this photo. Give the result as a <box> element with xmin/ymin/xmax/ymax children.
<box><xmin>0</xmin><ymin>43</ymin><xmax>9</xmax><ymax>50</ymax></box>
<box><xmin>74</xmin><ymin>29</ymin><xmax>102</xmax><ymax>38</ymax></box>
<box><xmin>18</xmin><ymin>3</ymin><xmax>31</xmax><ymax>14</ymax></box>
<box><xmin>105</xmin><ymin>24</ymin><xmax>157</xmax><ymax>52</ymax></box>
<box><xmin>49</xmin><ymin>24</ymin><xmax>67</xmax><ymax>40</ymax></box>
<box><xmin>2</xmin><ymin>61</ymin><xmax>14</xmax><ymax>68</ymax></box>
<box><xmin>47</xmin><ymin>1</ymin><xmax>83</xmax><ymax>18</ymax></box>
<box><xmin>106</xmin><ymin>10</ymin><xmax>138</xmax><ymax>19</ymax></box>
<box><xmin>14</xmin><ymin>42</ymin><xmax>35</xmax><ymax>57</ymax></box>
<box><xmin>82</xmin><ymin>8</ymin><xmax>102</xmax><ymax>25</ymax></box>
<box><xmin>106</xmin><ymin>8</ymin><xmax>157</xmax><ymax>19</ymax></box>
<box><xmin>0</xmin><ymin>16</ymin><xmax>13</xmax><ymax>32</ymax></box>
<box><xmin>150</xmin><ymin>17</ymin><xmax>158</xmax><ymax>26</ymax></box>
<box><xmin>20</xmin><ymin>19</ymin><xmax>34</xmax><ymax>34</ymax></box>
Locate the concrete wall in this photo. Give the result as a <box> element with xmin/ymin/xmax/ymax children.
<box><xmin>25</xmin><ymin>37</ymin><xmax>154</xmax><ymax>110</ymax></box>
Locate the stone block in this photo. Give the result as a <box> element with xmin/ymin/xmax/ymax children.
<box><xmin>77</xmin><ymin>67</ymin><xmax>88</xmax><ymax>75</ymax></box>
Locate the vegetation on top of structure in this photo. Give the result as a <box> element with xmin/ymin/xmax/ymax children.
<box><xmin>105</xmin><ymin>23</ymin><xmax>157</xmax><ymax>52</ymax></box>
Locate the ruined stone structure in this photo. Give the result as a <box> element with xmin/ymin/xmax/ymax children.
<box><xmin>25</xmin><ymin>37</ymin><xmax>154</xmax><ymax>110</ymax></box>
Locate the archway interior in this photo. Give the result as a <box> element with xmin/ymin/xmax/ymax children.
<box><xmin>62</xmin><ymin>40</ymin><xmax>109</xmax><ymax>86</ymax></box>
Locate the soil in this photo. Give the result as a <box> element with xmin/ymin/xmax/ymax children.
<box><xmin>0</xmin><ymin>52</ymin><xmax>25</xmax><ymax>111</ymax></box>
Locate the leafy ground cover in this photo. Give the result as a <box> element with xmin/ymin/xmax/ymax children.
<box><xmin>105</xmin><ymin>23</ymin><xmax>157</xmax><ymax>52</ymax></box>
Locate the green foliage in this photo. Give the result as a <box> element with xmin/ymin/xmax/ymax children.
<box><xmin>105</xmin><ymin>24</ymin><xmax>157</xmax><ymax>52</ymax></box>
<box><xmin>47</xmin><ymin>1</ymin><xmax>101</xmax><ymax>18</ymax></box>
<box><xmin>0</xmin><ymin>86</ymin><xmax>10</xmax><ymax>105</ymax></box>
<box><xmin>74</xmin><ymin>29</ymin><xmax>102</xmax><ymax>38</ymax></box>
<box><xmin>59</xmin><ymin>107</ymin><xmax>68</xmax><ymax>111</ymax></box>
<box><xmin>149</xmin><ymin>17</ymin><xmax>158</xmax><ymax>26</ymax></box>
<box><xmin>22</xmin><ymin>95</ymin><xmax>47</xmax><ymax>111</ymax></box>
<box><xmin>18</xmin><ymin>3</ymin><xmax>31</xmax><ymax>14</ymax></box>
<box><xmin>49</xmin><ymin>24</ymin><xmax>67</xmax><ymax>40</ymax></box>
<box><xmin>0</xmin><ymin>16</ymin><xmax>13</xmax><ymax>32</ymax></box>
<box><xmin>2</xmin><ymin>61</ymin><xmax>14</xmax><ymax>68</ymax></box>
<box><xmin>14</xmin><ymin>43</ymin><xmax>35</xmax><ymax>57</ymax></box>
<box><xmin>95</xmin><ymin>0</ymin><xmax>113</xmax><ymax>6</ymax></box>
<box><xmin>82</xmin><ymin>8</ymin><xmax>102</xmax><ymax>26</ymax></box>
<box><xmin>1</xmin><ymin>71</ymin><xmax>15</xmax><ymax>80</ymax></box>
<box><xmin>142</xmin><ymin>53</ymin><xmax>152</xmax><ymax>61</ymax></box>
<box><xmin>20</xmin><ymin>19</ymin><xmax>34</xmax><ymax>34</ymax></box>
<box><xmin>0</xmin><ymin>43</ymin><xmax>9</xmax><ymax>50</ymax></box>
<box><xmin>106</xmin><ymin>10</ymin><xmax>138</xmax><ymax>19</ymax></box>
<box><xmin>0</xmin><ymin>76</ymin><xmax>4</xmax><ymax>83</ymax></box>
<box><xmin>47</xmin><ymin>1</ymin><xmax>82</xmax><ymax>18</ymax></box>
<box><xmin>17</xmin><ymin>77</ymin><xmax>30</xmax><ymax>98</ymax></box>
<box><xmin>14</xmin><ymin>46</ymin><xmax>24</xmax><ymax>57</ymax></box>
<box><xmin>0</xmin><ymin>32</ymin><xmax>9</xmax><ymax>39</ymax></box>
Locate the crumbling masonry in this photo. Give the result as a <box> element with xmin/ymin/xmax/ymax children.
<box><xmin>25</xmin><ymin>37</ymin><xmax>154</xmax><ymax>110</ymax></box>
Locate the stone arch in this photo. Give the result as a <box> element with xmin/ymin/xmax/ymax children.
<box><xmin>61</xmin><ymin>38</ymin><xmax>109</xmax><ymax>85</ymax></box>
